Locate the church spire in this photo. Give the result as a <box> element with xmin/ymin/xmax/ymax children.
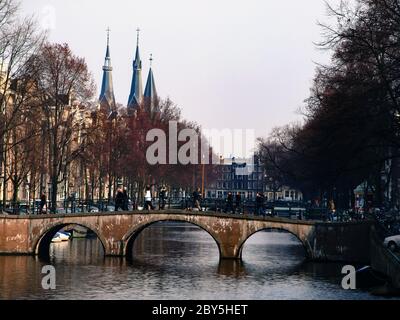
<box><xmin>99</xmin><ymin>27</ymin><xmax>116</xmax><ymax>113</ymax></box>
<box><xmin>127</xmin><ymin>28</ymin><xmax>143</xmax><ymax>111</ymax></box>
<box><xmin>144</xmin><ymin>54</ymin><xmax>159</xmax><ymax>114</ymax></box>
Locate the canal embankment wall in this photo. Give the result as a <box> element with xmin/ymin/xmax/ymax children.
<box><xmin>370</xmin><ymin>227</ymin><xmax>400</xmax><ymax>289</ymax></box>
<box><xmin>311</xmin><ymin>221</ymin><xmax>372</xmax><ymax>264</ymax></box>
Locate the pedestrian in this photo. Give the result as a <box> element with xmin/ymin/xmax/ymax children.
<box><xmin>39</xmin><ymin>194</ymin><xmax>47</xmax><ymax>215</ymax></box>
<box><xmin>225</xmin><ymin>192</ymin><xmax>234</xmax><ymax>214</ymax></box>
<box><xmin>193</xmin><ymin>188</ymin><xmax>202</xmax><ymax>211</ymax></box>
<box><xmin>235</xmin><ymin>192</ymin><xmax>242</xmax><ymax>214</ymax></box>
<box><xmin>131</xmin><ymin>194</ymin><xmax>137</xmax><ymax>211</ymax></box>
<box><xmin>255</xmin><ymin>193</ymin><xmax>264</xmax><ymax>215</ymax></box>
<box><xmin>185</xmin><ymin>194</ymin><xmax>191</xmax><ymax>211</ymax></box>
<box><xmin>122</xmin><ymin>188</ymin><xmax>129</xmax><ymax>211</ymax></box>
<box><xmin>115</xmin><ymin>188</ymin><xmax>124</xmax><ymax>211</ymax></box>
<box><xmin>159</xmin><ymin>186</ymin><xmax>167</xmax><ymax>210</ymax></box>
<box><xmin>328</xmin><ymin>199</ymin><xmax>336</xmax><ymax>222</ymax></box>
<box><xmin>144</xmin><ymin>186</ymin><xmax>154</xmax><ymax>211</ymax></box>
<box><xmin>70</xmin><ymin>192</ymin><xmax>76</xmax><ymax>213</ymax></box>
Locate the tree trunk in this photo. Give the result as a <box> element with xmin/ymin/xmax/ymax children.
<box><xmin>2</xmin><ymin>135</ymin><xmax>7</xmax><ymax>204</ymax></box>
<box><xmin>390</xmin><ymin>157</ymin><xmax>399</xmax><ymax>209</ymax></box>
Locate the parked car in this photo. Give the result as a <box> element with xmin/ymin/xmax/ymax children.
<box><xmin>55</xmin><ymin>208</ymin><xmax>72</xmax><ymax>214</ymax></box>
<box><xmin>87</xmin><ymin>206</ymin><xmax>100</xmax><ymax>213</ymax></box>
<box><xmin>3</xmin><ymin>206</ymin><xmax>26</xmax><ymax>215</ymax></box>
<box><xmin>264</xmin><ymin>203</ymin><xmax>274</xmax><ymax>216</ymax></box>
<box><xmin>18</xmin><ymin>203</ymin><xmax>32</xmax><ymax>215</ymax></box>
<box><xmin>273</xmin><ymin>201</ymin><xmax>305</xmax><ymax>219</ymax></box>
<box><xmin>383</xmin><ymin>235</ymin><xmax>400</xmax><ymax>252</ymax></box>
<box><xmin>306</xmin><ymin>208</ymin><xmax>328</xmax><ymax>221</ymax></box>
<box><xmin>3</xmin><ymin>208</ymin><xmax>15</xmax><ymax>215</ymax></box>
<box><xmin>104</xmin><ymin>205</ymin><xmax>115</xmax><ymax>212</ymax></box>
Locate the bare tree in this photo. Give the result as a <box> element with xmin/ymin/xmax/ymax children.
<box><xmin>31</xmin><ymin>43</ymin><xmax>95</xmax><ymax>212</ymax></box>
<box><xmin>0</xmin><ymin>2</ymin><xmax>46</xmax><ymax>205</ymax></box>
<box><xmin>0</xmin><ymin>0</ymin><xmax>18</xmax><ymax>37</ymax></box>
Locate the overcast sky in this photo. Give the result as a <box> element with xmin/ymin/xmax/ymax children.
<box><xmin>21</xmin><ymin>0</ymin><xmax>334</xmax><ymax>139</ymax></box>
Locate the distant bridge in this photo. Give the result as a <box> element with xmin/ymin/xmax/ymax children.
<box><xmin>0</xmin><ymin>210</ymin><xmax>372</xmax><ymax>262</ymax></box>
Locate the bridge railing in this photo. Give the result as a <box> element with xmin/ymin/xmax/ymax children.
<box><xmin>0</xmin><ymin>197</ymin><xmax>309</xmax><ymax>220</ymax></box>
<box><xmin>0</xmin><ymin>199</ymin><xmax>120</xmax><ymax>215</ymax></box>
<box><xmin>2</xmin><ymin>197</ymin><xmax>382</xmax><ymax>224</ymax></box>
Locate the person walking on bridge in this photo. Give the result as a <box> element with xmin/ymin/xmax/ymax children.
<box><xmin>145</xmin><ymin>186</ymin><xmax>154</xmax><ymax>211</ymax></box>
<box><xmin>115</xmin><ymin>188</ymin><xmax>124</xmax><ymax>211</ymax></box>
<box><xmin>39</xmin><ymin>194</ymin><xmax>47</xmax><ymax>215</ymax></box>
<box><xmin>159</xmin><ymin>186</ymin><xmax>167</xmax><ymax>210</ymax></box>
<box><xmin>235</xmin><ymin>192</ymin><xmax>242</xmax><ymax>214</ymax></box>
<box><xmin>193</xmin><ymin>188</ymin><xmax>202</xmax><ymax>211</ymax></box>
<box><xmin>255</xmin><ymin>193</ymin><xmax>264</xmax><ymax>216</ymax></box>
<box><xmin>122</xmin><ymin>188</ymin><xmax>129</xmax><ymax>211</ymax></box>
<box><xmin>225</xmin><ymin>192</ymin><xmax>234</xmax><ymax>214</ymax></box>
<box><xmin>328</xmin><ymin>199</ymin><xmax>336</xmax><ymax>222</ymax></box>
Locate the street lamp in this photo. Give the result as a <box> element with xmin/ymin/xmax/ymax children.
<box><xmin>24</xmin><ymin>180</ymin><xmax>30</xmax><ymax>211</ymax></box>
<box><xmin>69</xmin><ymin>183</ymin><xmax>76</xmax><ymax>213</ymax></box>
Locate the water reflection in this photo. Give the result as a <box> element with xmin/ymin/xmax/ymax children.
<box><xmin>49</xmin><ymin>238</ymin><xmax>105</xmax><ymax>265</ymax></box>
<box><xmin>0</xmin><ymin>222</ymin><xmax>395</xmax><ymax>300</ymax></box>
<box><xmin>0</xmin><ymin>255</ymin><xmax>42</xmax><ymax>300</ymax></box>
<box><xmin>217</xmin><ymin>260</ymin><xmax>247</xmax><ymax>277</ymax></box>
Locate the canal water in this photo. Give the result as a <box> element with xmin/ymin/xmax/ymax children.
<box><xmin>0</xmin><ymin>222</ymin><xmax>396</xmax><ymax>300</ymax></box>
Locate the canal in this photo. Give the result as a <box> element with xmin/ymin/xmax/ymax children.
<box><xmin>0</xmin><ymin>222</ymin><xmax>396</xmax><ymax>300</ymax></box>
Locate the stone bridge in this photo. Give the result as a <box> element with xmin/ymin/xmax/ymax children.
<box><xmin>0</xmin><ymin>211</ymin><xmax>372</xmax><ymax>263</ymax></box>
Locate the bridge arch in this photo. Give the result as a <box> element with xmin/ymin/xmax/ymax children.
<box><xmin>33</xmin><ymin>222</ymin><xmax>107</xmax><ymax>260</ymax></box>
<box><xmin>237</xmin><ymin>226</ymin><xmax>313</xmax><ymax>261</ymax></box>
<box><xmin>123</xmin><ymin>218</ymin><xmax>223</xmax><ymax>261</ymax></box>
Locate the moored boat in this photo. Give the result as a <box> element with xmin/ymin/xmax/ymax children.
<box><xmin>52</xmin><ymin>231</ymin><xmax>71</xmax><ymax>243</ymax></box>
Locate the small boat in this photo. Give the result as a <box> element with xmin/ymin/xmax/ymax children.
<box><xmin>52</xmin><ymin>231</ymin><xmax>71</xmax><ymax>243</ymax></box>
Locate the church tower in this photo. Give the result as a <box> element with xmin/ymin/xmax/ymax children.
<box><xmin>144</xmin><ymin>54</ymin><xmax>159</xmax><ymax>114</ymax></box>
<box><xmin>127</xmin><ymin>28</ymin><xmax>143</xmax><ymax>111</ymax></box>
<box><xmin>99</xmin><ymin>28</ymin><xmax>116</xmax><ymax>114</ymax></box>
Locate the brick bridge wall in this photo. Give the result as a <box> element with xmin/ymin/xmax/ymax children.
<box><xmin>0</xmin><ymin>211</ymin><xmax>372</xmax><ymax>263</ymax></box>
